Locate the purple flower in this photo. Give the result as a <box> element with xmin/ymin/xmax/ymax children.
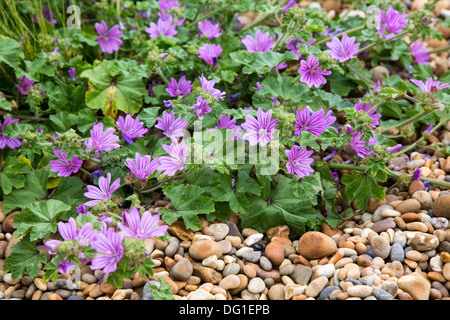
<box><xmin>193</xmin><ymin>96</ymin><xmax>212</xmax><ymax>120</ymax></box>
<box><xmin>198</xmin><ymin>19</ymin><xmax>222</xmax><ymax>39</ymax></box>
<box><xmin>285</xmin><ymin>146</ymin><xmax>315</xmax><ymax>178</ymax></box>
<box><xmin>49</xmin><ymin>149</ymin><xmax>83</xmax><ymax>177</ymax></box>
<box><xmin>214</xmin><ymin>114</ymin><xmax>242</xmax><ymax>140</ymax></box>
<box><xmin>387</xmin><ymin>144</ymin><xmax>402</xmax><ymax>153</ymax></box>
<box><xmin>118</xmin><ymin>208</ymin><xmax>168</xmax><ymax>239</ymax></box>
<box><xmin>375</xmin><ymin>5</ymin><xmax>408</xmax><ymax>40</ymax></box>
<box><xmin>412</xmin><ymin>168</ymin><xmax>421</xmax><ymax>180</ymax></box>
<box><xmin>16</xmin><ymin>76</ymin><xmax>35</xmax><ymax>96</ymax></box>
<box><xmin>283</xmin><ymin>0</ymin><xmax>297</xmax><ymax>13</ymax></box>
<box><xmin>95</xmin><ymin>21</ymin><xmax>123</xmax><ymax>54</ymax></box>
<box><xmin>354</xmin><ymin>100</ymin><xmax>381</xmax><ymax>128</ymax></box>
<box><xmin>350</xmin><ymin>132</ymin><xmax>378</xmax><ymax>158</ymax></box>
<box><xmin>116</xmin><ymin>114</ymin><xmax>148</xmax><ymax>144</ymax></box>
<box><xmin>198</xmin><ymin>43</ymin><xmax>223</xmax><ymax>66</ymax></box>
<box><xmin>374</xmin><ymin>80</ymin><xmax>381</xmax><ymax>93</ymax></box>
<box><xmin>159</xmin><ymin>0</ymin><xmax>180</xmax><ymax>11</ymax></box>
<box><xmin>90</xmin><ymin>228</ymin><xmax>124</xmax><ymax>274</ymax></box>
<box><xmin>411</xmin><ymin>41</ymin><xmax>430</xmax><ymax>64</ymax></box>
<box><xmin>125</xmin><ymin>152</ymin><xmax>159</xmax><ymax>180</ymax></box>
<box><xmin>199</xmin><ymin>74</ymin><xmax>226</xmax><ymax>99</ymax></box>
<box><xmin>57</xmin><ymin>260</ymin><xmax>77</xmax><ymax>274</ymax></box>
<box><xmin>425</xmin><ymin>125</ymin><xmax>433</xmax><ymax>135</ymax></box>
<box><xmin>166</xmin><ymin>75</ymin><xmax>193</xmax><ymax>97</ymax></box>
<box><xmin>85</xmin><ymin>122</ymin><xmax>120</xmax><ymax>152</ymax></box>
<box><xmin>241</xmin><ymin>29</ymin><xmax>274</xmax><ymax>52</ymax></box>
<box><xmin>145</xmin><ymin>16</ymin><xmax>177</xmax><ymax>38</ymax></box>
<box><xmin>410</xmin><ymin>77</ymin><xmax>450</xmax><ymax>93</ymax></box>
<box><xmin>326</xmin><ymin>33</ymin><xmax>360</xmax><ymax>63</ymax></box>
<box><xmin>83</xmin><ymin>172</ymin><xmax>121</xmax><ymax>207</ymax></box>
<box><xmin>68</xmin><ymin>68</ymin><xmax>76</xmax><ymax>82</ymax></box>
<box><xmin>330</xmin><ymin>170</ymin><xmax>339</xmax><ymax>181</ymax></box>
<box><xmin>92</xmin><ymin>169</ymin><xmax>104</xmax><ymax>178</ymax></box>
<box><xmin>33</xmin><ymin>6</ymin><xmax>57</xmax><ymax>24</ymax></box>
<box><xmin>44</xmin><ymin>217</ymin><xmax>97</xmax><ymax>254</ymax></box>
<box><xmin>297</xmin><ymin>55</ymin><xmax>332</xmax><ymax>88</ymax></box>
<box><xmin>158</xmin><ymin>139</ymin><xmax>188</xmax><ymax>176</ymax></box>
<box><xmin>252</xmin><ymin>82</ymin><xmax>263</xmax><ymax>90</ymax></box>
<box><xmin>324</xmin><ymin>110</ymin><xmax>337</xmax><ymax>129</ymax></box>
<box><xmin>294</xmin><ymin>107</ymin><xmax>327</xmax><ymax>137</ymax></box>
<box><xmin>241</xmin><ymin>108</ymin><xmax>278</xmax><ymax>146</ymax></box>
<box><xmin>164</xmin><ymin>100</ymin><xmax>174</xmax><ymax>109</ymax></box>
<box><xmin>154</xmin><ymin>110</ymin><xmax>189</xmax><ymax>139</ymax></box>
<box><xmin>0</xmin><ymin>117</ymin><xmax>21</xmax><ymax>149</ymax></box>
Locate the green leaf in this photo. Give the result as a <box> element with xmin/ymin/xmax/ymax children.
<box><xmin>244</xmin><ymin>51</ymin><xmax>297</xmax><ymax>74</ymax></box>
<box><xmin>258</xmin><ymin>76</ymin><xmax>308</xmax><ymax>102</ymax></box>
<box><xmin>242</xmin><ymin>175</ymin><xmax>320</xmax><ymax>236</ymax></box>
<box><xmin>0</xmin><ymin>94</ymin><xmax>11</xmax><ymax>111</ymax></box>
<box><xmin>139</xmin><ymin>107</ymin><xmax>161</xmax><ymax>128</ymax></box>
<box><xmin>341</xmin><ymin>172</ymin><xmax>385</xmax><ymax>211</ymax></box>
<box><xmin>52</xmin><ymin>176</ymin><xmax>86</xmax><ymax>207</ymax></box>
<box><xmin>161</xmin><ymin>185</ymin><xmax>215</xmax><ymax>230</ymax></box>
<box><xmin>211</xmin><ymin>172</ymin><xmax>261</xmax><ymax>214</ymax></box>
<box><xmin>296</xmin><ymin>131</ymin><xmax>321</xmax><ymax>153</ymax></box>
<box><xmin>0</xmin><ymin>36</ymin><xmax>24</xmax><ymax>69</ymax></box>
<box><xmin>150</xmin><ymin>277</ymin><xmax>175</xmax><ymax>300</ymax></box>
<box><xmin>3</xmin><ymin>167</ymin><xmax>50</xmax><ymax>213</ymax></box>
<box><xmin>293</xmin><ymin>172</ymin><xmax>323</xmax><ymax>206</ymax></box>
<box><xmin>3</xmin><ymin>234</ymin><xmax>47</xmax><ymax>280</ymax></box>
<box><xmin>0</xmin><ymin>157</ymin><xmax>30</xmax><ymax>194</ymax></box>
<box><xmin>13</xmin><ymin>199</ymin><xmax>71</xmax><ymax>241</ymax></box>
<box><xmin>80</xmin><ymin>60</ymin><xmax>148</xmax><ymax>118</ymax></box>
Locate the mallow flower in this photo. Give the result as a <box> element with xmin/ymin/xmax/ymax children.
<box><xmin>118</xmin><ymin>208</ymin><xmax>168</xmax><ymax>239</ymax></box>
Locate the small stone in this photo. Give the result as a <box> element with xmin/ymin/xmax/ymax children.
<box><xmin>370</xmin><ymin>236</ymin><xmax>391</xmax><ymax>259</ymax></box>
<box><xmin>398</xmin><ymin>272</ymin><xmax>431</xmax><ymax>300</ymax></box>
<box><xmin>407</xmin><ymin>232</ymin><xmax>440</xmax><ymax>251</ymax></box>
<box><xmin>347</xmin><ymin>285</ymin><xmax>373</xmax><ymax>298</ymax></box>
<box><xmin>170</xmin><ymin>258</ymin><xmax>193</xmax><ymax>281</ymax></box>
<box><xmin>305</xmin><ymin>276</ymin><xmax>328</xmax><ymax>298</ymax></box>
<box><xmin>265</xmin><ymin>241</ymin><xmax>284</xmax><ymax>266</ymax></box>
<box><xmin>244</xmin><ymin>233</ymin><xmax>264</xmax><ymax>246</ymax></box>
<box><xmin>319</xmin><ymin>285</ymin><xmax>339</xmax><ymax>300</ymax></box>
<box><xmin>412</xmin><ymin>191</ymin><xmax>433</xmax><ymax>210</ymax></box>
<box><xmin>259</xmin><ymin>256</ymin><xmax>273</xmax><ymax>271</ymax></box>
<box><xmin>34</xmin><ymin>278</ymin><xmax>47</xmax><ymax>291</ymax></box>
<box><xmin>81</xmin><ymin>273</ymin><xmax>97</xmax><ymax>284</ymax></box>
<box><xmin>430</xmin><ymin>217</ymin><xmax>448</xmax><ymax>230</ymax></box>
<box><xmin>188</xmin><ymin>289</ymin><xmax>216</xmax><ymax>300</ymax></box>
<box><xmin>222</xmin><ymin>262</ymin><xmax>240</xmax><ymax>277</ymax></box>
<box><xmin>373</xmin><ymin>289</ymin><xmax>394</xmax><ymax>300</ymax></box>
<box><xmin>268</xmin><ymin>284</ymin><xmax>285</xmax><ymax>300</ymax></box>
<box><xmin>297</xmin><ymin>231</ymin><xmax>337</xmax><ymax>260</ymax></box>
<box><xmin>189</xmin><ymin>240</ymin><xmax>223</xmax><ymax>261</ymax></box>
<box><xmin>395</xmin><ymin>199</ymin><xmax>421</xmax><ymax>213</ymax></box>
<box><xmin>372</xmin><ymin>220</ymin><xmax>396</xmax><ymax>233</ymax></box>
<box><xmin>164</xmin><ymin>242</ymin><xmax>178</xmax><ymax>257</ymax></box>
<box><xmin>432</xmin><ymin>194</ymin><xmax>450</xmax><ymax>219</ymax></box>
<box><xmin>192</xmin><ymin>262</ymin><xmax>223</xmax><ymax>284</ymax></box>
<box><xmin>243</xmin><ymin>250</ymin><xmax>261</xmax><ymax>263</ymax></box>
<box><xmin>209</xmin><ymin>223</ymin><xmax>229</xmax><ymax>241</ymax></box>
<box><xmin>316</xmin><ymin>263</ymin><xmax>335</xmax><ymax>278</ymax></box>
<box><xmin>219</xmin><ymin>275</ymin><xmax>241</xmax><ymax>290</ymax></box>
<box><xmin>290</xmin><ymin>264</ymin><xmax>313</xmax><ymax>285</ymax></box>
<box><xmin>248</xmin><ymin>277</ymin><xmax>265</xmax><ymax>294</ymax></box>
<box><xmin>266</xmin><ymin>225</ymin><xmax>290</xmax><ymax>241</ymax></box>
<box><xmin>390</xmin><ymin>243</ymin><xmax>405</xmax><ymax>262</ymax></box>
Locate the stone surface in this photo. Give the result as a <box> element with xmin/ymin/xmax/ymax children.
<box><xmin>189</xmin><ymin>240</ymin><xmax>223</xmax><ymax>260</ymax></box>
<box><xmin>297</xmin><ymin>231</ymin><xmax>337</xmax><ymax>260</ymax></box>
<box><xmin>398</xmin><ymin>272</ymin><xmax>431</xmax><ymax>300</ymax></box>
<box><xmin>432</xmin><ymin>194</ymin><xmax>450</xmax><ymax>219</ymax></box>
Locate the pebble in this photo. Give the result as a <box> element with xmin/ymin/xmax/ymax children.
<box><xmin>390</xmin><ymin>243</ymin><xmax>405</xmax><ymax>262</ymax></box>
<box><xmin>297</xmin><ymin>231</ymin><xmax>337</xmax><ymax>259</ymax></box>
<box><xmin>305</xmin><ymin>276</ymin><xmax>328</xmax><ymax>298</ymax></box>
<box><xmin>247</xmin><ymin>277</ymin><xmax>265</xmax><ymax>294</ymax></box>
<box><xmin>243</xmin><ymin>233</ymin><xmax>264</xmax><ymax>246</ymax></box>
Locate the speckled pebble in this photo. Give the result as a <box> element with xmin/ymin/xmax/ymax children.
<box><xmin>390</xmin><ymin>243</ymin><xmax>405</xmax><ymax>262</ymax></box>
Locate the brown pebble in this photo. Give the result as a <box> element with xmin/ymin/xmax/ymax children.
<box><xmin>49</xmin><ymin>293</ymin><xmax>63</xmax><ymax>300</ymax></box>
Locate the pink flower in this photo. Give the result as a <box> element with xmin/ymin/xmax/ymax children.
<box><xmin>95</xmin><ymin>21</ymin><xmax>123</xmax><ymax>54</ymax></box>
<box><xmin>285</xmin><ymin>146</ymin><xmax>315</xmax><ymax>178</ymax></box>
<box><xmin>158</xmin><ymin>139</ymin><xmax>188</xmax><ymax>176</ymax></box>
<box><xmin>297</xmin><ymin>55</ymin><xmax>332</xmax><ymax>88</ymax></box>
<box><xmin>241</xmin><ymin>108</ymin><xmax>278</xmax><ymax>146</ymax></box>
<box><xmin>166</xmin><ymin>75</ymin><xmax>193</xmax><ymax>97</ymax></box>
<box><xmin>326</xmin><ymin>33</ymin><xmax>360</xmax><ymax>63</ymax></box>
<box><xmin>49</xmin><ymin>149</ymin><xmax>83</xmax><ymax>177</ymax></box>
<box><xmin>198</xmin><ymin>19</ymin><xmax>222</xmax><ymax>39</ymax></box>
<box><xmin>83</xmin><ymin>173</ymin><xmax>121</xmax><ymax>207</ymax></box>
<box><xmin>118</xmin><ymin>208</ymin><xmax>168</xmax><ymax>239</ymax></box>
<box><xmin>198</xmin><ymin>43</ymin><xmax>223</xmax><ymax>66</ymax></box>
<box><xmin>241</xmin><ymin>29</ymin><xmax>274</xmax><ymax>52</ymax></box>
<box><xmin>146</xmin><ymin>15</ymin><xmax>177</xmax><ymax>38</ymax></box>
<box><xmin>125</xmin><ymin>152</ymin><xmax>159</xmax><ymax>180</ymax></box>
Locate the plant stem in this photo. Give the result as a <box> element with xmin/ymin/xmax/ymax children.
<box><xmin>326</xmin><ymin>162</ymin><xmax>450</xmax><ymax>189</ymax></box>
<box><xmin>242</xmin><ymin>0</ymin><xmax>290</xmax><ymax>30</ymax></box>
<box><xmin>381</xmin><ymin>108</ymin><xmax>437</xmax><ymax>134</ymax></box>
<box><xmin>79</xmin><ymin>167</ymin><xmax>93</xmax><ymax>176</ymax></box>
<box><xmin>357</xmin><ymin>28</ymin><xmax>412</xmax><ymax>55</ymax></box>
<box><xmin>156</xmin><ymin>67</ymin><xmax>169</xmax><ymax>84</ymax></box>
<box><xmin>392</xmin><ymin>116</ymin><xmax>450</xmax><ymax>157</ymax></box>
<box><xmin>346</xmin><ymin>64</ymin><xmax>375</xmax><ymax>85</ymax></box>
<box><xmin>428</xmin><ymin>46</ymin><xmax>450</xmax><ymax>54</ymax></box>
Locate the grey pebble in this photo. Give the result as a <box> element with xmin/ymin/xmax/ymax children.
<box><xmin>259</xmin><ymin>256</ymin><xmax>272</xmax><ymax>271</ymax></box>
<box><xmin>243</xmin><ymin>251</ymin><xmax>261</xmax><ymax>263</ymax></box>
<box><xmin>67</xmin><ymin>295</ymin><xmax>86</xmax><ymax>300</ymax></box>
<box><xmin>142</xmin><ymin>281</ymin><xmax>160</xmax><ymax>300</ymax></box>
<box><xmin>390</xmin><ymin>243</ymin><xmax>405</xmax><ymax>262</ymax></box>
<box><xmin>319</xmin><ymin>286</ymin><xmax>338</xmax><ymax>300</ymax></box>
<box><xmin>222</xmin><ymin>263</ymin><xmax>240</xmax><ymax>277</ymax></box>
<box><xmin>373</xmin><ymin>288</ymin><xmax>394</xmax><ymax>300</ymax></box>
<box><xmin>345</xmin><ymin>278</ymin><xmax>362</xmax><ymax>285</ymax></box>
